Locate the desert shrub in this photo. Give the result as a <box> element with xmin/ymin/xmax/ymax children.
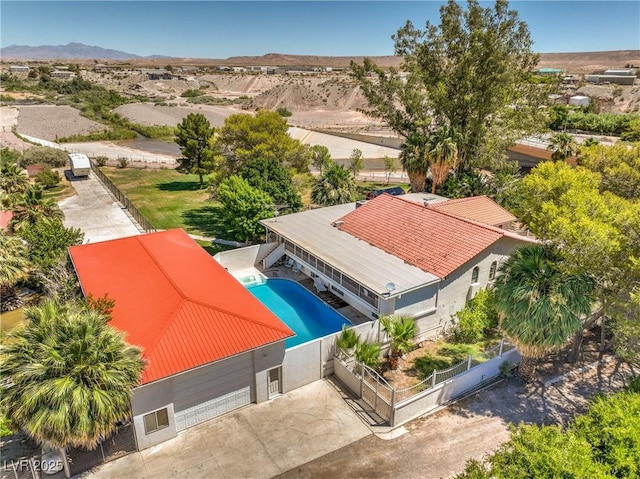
<box><xmin>451</xmin><ymin>289</ymin><xmax>499</xmax><ymax>343</ymax></box>
<box><xmin>0</xmin><ymin>147</ymin><xmax>22</xmax><ymax>166</ymax></box>
<box><xmin>34</xmin><ymin>168</ymin><xmax>61</xmax><ymax>189</ymax></box>
<box><xmin>57</xmin><ymin>128</ymin><xmax>136</xmax><ymax>143</ymax></box>
<box><xmin>21</xmin><ymin>146</ymin><xmax>67</xmax><ymax>168</ymax></box>
<box><xmin>95</xmin><ymin>156</ymin><xmax>108</xmax><ymax>167</ymax></box>
<box><xmin>181</xmin><ymin>89</ymin><xmax>203</xmax><ymax>98</ymax></box>
<box><xmin>131</xmin><ymin>124</ymin><xmax>176</xmax><ymax>139</ymax></box>
<box><xmin>276</xmin><ymin>107</ymin><xmax>292</xmax><ymax>117</ymax></box>
<box><xmin>117</xmin><ymin>158</ymin><xmax>128</xmax><ymax>169</ymax></box>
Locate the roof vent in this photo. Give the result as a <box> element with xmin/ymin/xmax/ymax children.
<box><xmin>356</xmin><ymin>200</ymin><xmax>368</xmax><ymax>209</ymax></box>
<box><xmin>333</xmin><ymin>220</ymin><xmax>344</xmax><ymax>228</ymax></box>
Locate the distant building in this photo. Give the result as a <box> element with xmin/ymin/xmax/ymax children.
<box><xmin>537</xmin><ymin>68</ymin><xmax>564</xmax><ymax>76</ymax></box>
<box><xmin>569</xmin><ymin>95</ymin><xmax>590</xmax><ymax>108</ymax></box>
<box><xmin>9</xmin><ymin>65</ymin><xmax>29</xmax><ymax>73</ymax></box>
<box><xmin>604</xmin><ymin>68</ymin><xmax>636</xmax><ymax>76</ymax></box>
<box><xmin>586</xmin><ymin>68</ymin><xmax>636</xmax><ymax>85</ymax></box>
<box><xmin>138</xmin><ymin>69</ymin><xmax>172</xmax><ymax>80</ymax></box>
<box><xmin>51</xmin><ymin>70</ymin><xmax>73</xmax><ymax>79</ymax></box>
<box><xmin>548</xmin><ymin>94</ymin><xmax>566</xmax><ymax>104</ymax></box>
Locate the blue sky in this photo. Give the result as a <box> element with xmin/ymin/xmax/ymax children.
<box><xmin>1</xmin><ymin>1</ymin><xmax>639</xmax><ymax>58</ymax></box>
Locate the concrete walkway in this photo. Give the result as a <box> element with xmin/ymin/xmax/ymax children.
<box><xmin>84</xmin><ymin>380</ymin><xmax>371</xmax><ymax>479</ymax></box>
<box><xmin>58</xmin><ymin>174</ymin><xmax>142</xmax><ymax>244</ymax></box>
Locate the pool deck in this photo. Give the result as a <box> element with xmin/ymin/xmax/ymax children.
<box><xmin>261</xmin><ymin>265</ymin><xmax>371</xmax><ymax>326</ymax></box>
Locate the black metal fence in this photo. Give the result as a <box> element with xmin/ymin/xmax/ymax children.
<box><xmin>89</xmin><ymin>162</ymin><xmax>156</xmax><ymax>233</ymax></box>
<box><xmin>0</xmin><ymin>425</ymin><xmax>137</xmax><ymax>479</ymax></box>
<box><xmin>67</xmin><ymin>423</ymin><xmax>137</xmax><ymax>476</ymax></box>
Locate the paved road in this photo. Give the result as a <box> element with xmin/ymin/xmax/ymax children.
<box><xmin>58</xmin><ymin>173</ymin><xmax>142</xmax><ymax>244</ymax></box>
<box><xmin>277</xmin><ymin>356</ymin><xmax>637</xmax><ymax>479</ymax></box>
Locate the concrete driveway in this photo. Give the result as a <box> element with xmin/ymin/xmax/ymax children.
<box><xmin>58</xmin><ymin>174</ymin><xmax>141</xmax><ymax>244</ymax></box>
<box><xmin>84</xmin><ymin>380</ymin><xmax>371</xmax><ymax>479</ymax></box>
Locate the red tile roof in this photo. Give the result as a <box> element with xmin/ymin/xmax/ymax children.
<box><xmin>429</xmin><ymin>196</ymin><xmax>517</xmax><ymax>227</ymax></box>
<box><xmin>69</xmin><ymin>229</ymin><xmax>293</xmax><ymax>384</ymax></box>
<box><xmin>337</xmin><ymin>194</ymin><xmax>509</xmax><ymax>279</ymax></box>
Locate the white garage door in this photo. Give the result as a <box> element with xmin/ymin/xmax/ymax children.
<box><xmin>174</xmin><ymin>386</ymin><xmax>251</xmax><ymax>431</ymax></box>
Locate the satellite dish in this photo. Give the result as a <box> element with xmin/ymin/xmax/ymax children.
<box><xmin>385</xmin><ymin>282</ymin><xmax>396</xmax><ymax>294</ymax></box>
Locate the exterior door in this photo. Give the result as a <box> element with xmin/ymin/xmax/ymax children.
<box><xmin>268</xmin><ymin>368</ymin><xmax>281</xmax><ymax>399</ymax></box>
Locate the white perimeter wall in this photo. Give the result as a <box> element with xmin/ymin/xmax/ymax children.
<box><xmin>214</xmin><ymin>243</ymin><xmax>276</xmax><ymax>272</ymax></box>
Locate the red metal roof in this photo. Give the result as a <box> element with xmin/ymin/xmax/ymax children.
<box><xmin>429</xmin><ymin>196</ymin><xmax>517</xmax><ymax>227</ymax></box>
<box><xmin>336</xmin><ymin>194</ymin><xmax>506</xmax><ymax>279</ymax></box>
<box><xmin>0</xmin><ymin>210</ymin><xmax>13</xmax><ymax>230</ymax></box>
<box><xmin>69</xmin><ymin>229</ymin><xmax>293</xmax><ymax>384</ymax></box>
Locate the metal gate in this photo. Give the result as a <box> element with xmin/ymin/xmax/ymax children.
<box><xmin>361</xmin><ymin>367</ymin><xmax>392</xmax><ymax>421</ymax></box>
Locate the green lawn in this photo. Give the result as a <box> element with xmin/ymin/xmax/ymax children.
<box><xmin>412</xmin><ymin>341</ymin><xmax>494</xmax><ymax>379</ymax></box>
<box><xmin>100</xmin><ymin>168</ymin><xmax>408</xmax><ymax>240</ymax></box>
<box><xmin>102</xmin><ymin>167</ymin><xmax>227</xmax><ymax>238</ymax></box>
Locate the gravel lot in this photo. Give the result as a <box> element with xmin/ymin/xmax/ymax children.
<box><xmin>113</xmin><ymin>103</ymin><xmax>244</xmax><ymax>127</ymax></box>
<box><xmin>16</xmin><ymin>105</ymin><xmax>107</xmax><ymax>141</ymax></box>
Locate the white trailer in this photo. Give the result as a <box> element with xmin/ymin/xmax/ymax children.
<box><xmin>68</xmin><ymin>153</ymin><xmax>91</xmax><ymax>177</ymax></box>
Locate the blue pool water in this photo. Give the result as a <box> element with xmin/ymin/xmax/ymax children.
<box><xmin>246</xmin><ymin>278</ymin><xmax>351</xmax><ymax>348</ymax></box>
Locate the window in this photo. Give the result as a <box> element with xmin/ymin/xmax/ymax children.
<box><xmin>143</xmin><ymin>408</ymin><xmax>170</xmax><ymax>434</ymax></box>
<box><xmin>471</xmin><ymin>266</ymin><xmax>480</xmax><ymax>284</ymax></box>
<box><xmin>489</xmin><ymin>261</ymin><xmax>497</xmax><ymax>281</ymax></box>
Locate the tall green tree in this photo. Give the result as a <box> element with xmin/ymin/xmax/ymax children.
<box><xmin>9</xmin><ymin>185</ymin><xmax>64</xmax><ymax>232</ymax></box>
<box><xmin>18</xmin><ymin>219</ymin><xmax>84</xmax><ymax>280</ymax></box>
<box><xmin>518</xmin><ymin>161</ymin><xmax>640</xmax><ymax>359</ymax></box>
<box><xmin>348</xmin><ymin>148</ymin><xmax>364</xmax><ymax>179</ymax></box>
<box><xmin>310</xmin><ymin>145</ymin><xmax>332</xmax><ymax>174</ymax></box>
<box><xmin>175</xmin><ymin>113</ymin><xmax>217</xmax><ymax>188</ymax></box>
<box><xmin>493</xmin><ymin>245</ymin><xmax>595</xmax><ymax>380</ymax></box>
<box><xmin>548</xmin><ymin>132</ymin><xmax>579</xmax><ymax>162</ymax></box>
<box><xmin>215</xmin><ymin>110</ymin><xmax>310</xmax><ymax>174</ymax></box>
<box><xmin>0</xmin><ymin>162</ymin><xmax>29</xmax><ymax>195</ymax></box>
<box><xmin>352</xmin><ymin>0</ymin><xmax>547</xmax><ymax>169</ymax></box>
<box><xmin>238</xmin><ymin>157</ymin><xmax>303</xmax><ymax>212</ymax></box>
<box><xmin>0</xmin><ymin>300</ymin><xmax>145</xmax><ymax>454</ymax></box>
<box><xmin>216</xmin><ymin>175</ymin><xmax>275</xmax><ymax>243</ymax></box>
<box><xmin>0</xmin><ymin>231</ymin><xmax>29</xmax><ymax>312</ymax></box>
<box><xmin>383</xmin><ymin>156</ymin><xmax>397</xmax><ymax>185</ymax></box>
<box><xmin>311</xmin><ymin>162</ymin><xmax>357</xmax><ymax>206</ymax></box>
<box><xmin>428</xmin><ymin>126</ymin><xmax>459</xmax><ymax>194</ymax></box>
<box><xmin>399</xmin><ymin>132</ymin><xmax>430</xmax><ymax>192</ymax></box>
<box><xmin>578</xmin><ymin>142</ymin><xmax>640</xmax><ymax>199</ymax></box>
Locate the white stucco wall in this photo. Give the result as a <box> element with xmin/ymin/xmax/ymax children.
<box><xmin>415</xmin><ymin>236</ymin><xmax>525</xmax><ymax>336</ymax></box>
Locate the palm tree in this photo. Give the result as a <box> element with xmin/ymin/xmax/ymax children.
<box><xmin>0</xmin><ymin>162</ymin><xmax>29</xmax><ymax>195</ymax></box>
<box><xmin>400</xmin><ymin>133</ymin><xmax>430</xmax><ymax>193</ymax></box>
<box><xmin>548</xmin><ymin>132</ymin><xmax>579</xmax><ymax>162</ymax></box>
<box><xmin>0</xmin><ymin>232</ymin><xmax>29</xmax><ymax>311</ymax></box>
<box><xmin>311</xmin><ymin>162</ymin><xmax>357</xmax><ymax>206</ymax></box>
<box><xmin>9</xmin><ymin>185</ymin><xmax>64</xmax><ymax>232</ymax></box>
<box><xmin>492</xmin><ymin>245</ymin><xmax>595</xmax><ymax>381</ymax></box>
<box><xmin>380</xmin><ymin>315</ymin><xmax>417</xmax><ymax>370</ymax></box>
<box><xmin>0</xmin><ymin>300</ymin><xmax>145</xmax><ymax>460</ymax></box>
<box><xmin>336</xmin><ymin>325</ymin><xmax>358</xmax><ymax>360</ymax></box>
<box><xmin>354</xmin><ymin>341</ymin><xmax>381</xmax><ymax>370</ymax></box>
<box><xmin>428</xmin><ymin>126</ymin><xmax>459</xmax><ymax>194</ymax></box>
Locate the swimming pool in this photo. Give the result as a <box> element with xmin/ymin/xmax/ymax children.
<box><xmin>246</xmin><ymin>278</ymin><xmax>351</xmax><ymax>348</ymax></box>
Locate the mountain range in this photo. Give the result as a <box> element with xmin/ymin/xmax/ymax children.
<box><xmin>0</xmin><ymin>42</ymin><xmax>169</xmax><ymax>60</ymax></box>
